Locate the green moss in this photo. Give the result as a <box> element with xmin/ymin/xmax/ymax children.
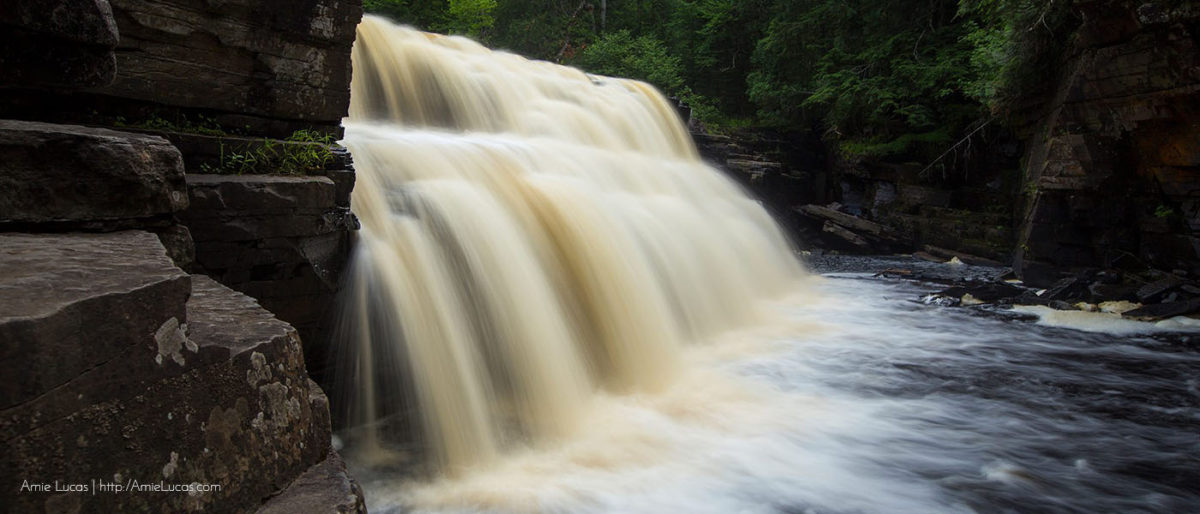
<box><xmin>1154</xmin><ymin>204</ymin><xmax>1176</xmax><ymax>219</ymax></box>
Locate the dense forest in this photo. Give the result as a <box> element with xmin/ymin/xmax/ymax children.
<box><xmin>362</xmin><ymin>0</ymin><xmax>1078</xmax><ymax>167</ymax></box>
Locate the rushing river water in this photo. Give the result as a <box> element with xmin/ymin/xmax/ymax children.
<box><xmin>353</xmin><ymin>271</ymin><xmax>1200</xmax><ymax>513</ymax></box>
<box><xmin>335</xmin><ymin>16</ymin><xmax>1200</xmax><ymax>513</ymax></box>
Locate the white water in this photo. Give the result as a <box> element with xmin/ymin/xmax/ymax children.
<box><xmin>335</xmin><ymin>14</ymin><xmax>800</xmax><ymax>477</ymax></box>
<box><xmin>333</xmin><ymin>16</ymin><xmax>1200</xmax><ymax>513</ymax></box>
<box><xmin>350</xmin><ymin>275</ymin><xmax>1200</xmax><ymax>513</ymax></box>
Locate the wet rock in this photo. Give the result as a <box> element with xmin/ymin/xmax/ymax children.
<box><xmin>0</xmin><ymin>120</ymin><xmax>187</xmax><ymax>224</ymax></box>
<box><xmin>923</xmin><ymin>245</ymin><xmax>1004</xmax><ymax>267</ymax></box>
<box><xmin>1043</xmin><ymin>276</ymin><xmax>1091</xmax><ymax>302</ymax></box>
<box><xmin>1049</xmin><ymin>300</ymin><xmax>1079</xmax><ymax>311</ymax></box>
<box><xmin>1137</xmin><ymin>276</ymin><xmax>1184</xmax><ymax>303</ymax></box>
<box><xmin>936</xmin><ymin>282</ymin><xmax>1025</xmax><ymax>304</ymax></box>
<box><xmin>1122</xmin><ymin>298</ymin><xmax>1200</xmax><ymax>321</ymax></box>
<box><xmin>258</xmin><ymin>450</ymin><xmax>366</xmax><ymax>514</ymax></box>
<box><xmin>1088</xmin><ymin>281</ymin><xmax>1138</xmax><ymax>302</ymax></box>
<box><xmin>913</xmin><ymin>251</ymin><xmax>943</xmax><ymax>263</ymax></box>
<box><xmin>2</xmin><ymin>274</ymin><xmax>333</xmax><ymax>512</ymax></box>
<box><xmin>0</xmin><ymin>231</ymin><xmax>190</xmax><ymax>410</ymax></box>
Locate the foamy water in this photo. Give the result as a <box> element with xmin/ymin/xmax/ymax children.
<box><xmin>354</xmin><ymin>275</ymin><xmax>1200</xmax><ymax>513</ymax></box>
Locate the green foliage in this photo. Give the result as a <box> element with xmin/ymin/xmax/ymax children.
<box><xmin>746</xmin><ymin>0</ymin><xmax>981</xmax><ymax>160</ymax></box>
<box><xmin>574</xmin><ymin>30</ymin><xmax>683</xmax><ymax>92</ymax></box>
<box><xmin>363</xmin><ymin>0</ymin><xmax>449</xmax><ymax>30</ymax></box>
<box><xmin>365</xmin><ymin>0</ymin><xmax>1083</xmax><ymax>157</ymax></box>
<box><xmin>1155</xmin><ymin>204</ymin><xmax>1177</xmax><ymax>219</ymax></box>
<box><xmin>444</xmin><ymin>0</ymin><xmax>498</xmax><ymax>37</ymax></box>
<box><xmin>201</xmin><ymin>130</ymin><xmax>338</xmax><ymax>176</ymax></box>
<box><xmin>958</xmin><ymin>0</ymin><xmax>1077</xmax><ymax>113</ymax></box>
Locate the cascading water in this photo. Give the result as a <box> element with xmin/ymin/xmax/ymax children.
<box><xmin>335</xmin><ymin>14</ymin><xmax>803</xmax><ymax>476</ymax></box>
<box><xmin>334</xmin><ymin>16</ymin><xmax>1200</xmax><ymax>514</ymax></box>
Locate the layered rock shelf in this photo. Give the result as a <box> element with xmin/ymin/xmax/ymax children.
<box><xmin>180</xmin><ymin>173</ymin><xmax>356</xmax><ymax>380</ymax></box>
<box><xmin>2</xmin><ymin>0</ymin><xmax>365</xmax><ymax>509</ymax></box>
<box><xmin>1</xmin><ymin>232</ymin><xmax>363</xmax><ymax>512</ymax></box>
<box><xmin>0</xmin><ymin>120</ymin><xmax>187</xmax><ymax>226</ymax></box>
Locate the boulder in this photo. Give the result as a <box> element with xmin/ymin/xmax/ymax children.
<box><xmin>1136</xmin><ymin>275</ymin><xmax>1184</xmax><ymax>302</ymax></box>
<box><xmin>1122</xmin><ymin>298</ymin><xmax>1200</xmax><ymax>321</ymax></box>
<box><xmin>2</xmin><ymin>272</ymin><xmax>334</xmax><ymax>512</ymax></box>
<box><xmin>0</xmin><ymin>120</ymin><xmax>186</xmax><ymax>224</ymax></box>
<box><xmin>936</xmin><ymin>282</ymin><xmax>1025</xmax><ymax>304</ymax></box>
<box><xmin>0</xmin><ymin>231</ymin><xmax>190</xmax><ymax>410</ymax></box>
<box><xmin>258</xmin><ymin>450</ymin><xmax>366</xmax><ymax>514</ymax></box>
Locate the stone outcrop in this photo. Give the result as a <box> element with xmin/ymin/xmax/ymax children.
<box><xmin>0</xmin><ymin>0</ymin><xmax>362</xmax><ymax>138</ymax></box>
<box><xmin>0</xmin><ymin>232</ymin><xmax>362</xmax><ymax>512</ymax></box>
<box><xmin>1</xmin><ymin>0</ymin><xmax>365</xmax><ymax>510</ymax></box>
<box><xmin>0</xmin><ymin>232</ymin><xmax>190</xmax><ymax>410</ymax></box>
<box><xmin>0</xmin><ymin>119</ymin><xmax>187</xmax><ymax>226</ymax></box>
<box><xmin>1014</xmin><ymin>0</ymin><xmax>1200</xmax><ymax>282</ymax></box>
<box><xmin>694</xmin><ymin>131</ymin><xmax>826</xmax><ymax>211</ymax></box>
<box><xmin>180</xmin><ymin>172</ymin><xmax>356</xmax><ymax>380</ymax></box>
<box><xmin>0</xmin><ymin>0</ymin><xmax>120</xmax><ymax>88</ymax></box>
<box><xmin>258</xmin><ymin>451</ymin><xmax>367</xmax><ymax>514</ymax></box>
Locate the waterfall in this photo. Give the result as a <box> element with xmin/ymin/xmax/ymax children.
<box><xmin>334</xmin><ymin>15</ymin><xmax>804</xmax><ymax>476</ymax></box>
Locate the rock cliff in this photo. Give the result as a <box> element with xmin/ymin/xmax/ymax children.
<box><xmin>1015</xmin><ymin>0</ymin><xmax>1200</xmax><ymax>281</ymax></box>
<box><xmin>1</xmin><ymin>0</ymin><xmax>365</xmax><ymax>511</ymax></box>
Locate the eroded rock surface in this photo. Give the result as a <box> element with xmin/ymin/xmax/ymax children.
<box><xmin>258</xmin><ymin>450</ymin><xmax>366</xmax><ymax>514</ymax></box>
<box><xmin>0</xmin><ymin>120</ymin><xmax>187</xmax><ymax>225</ymax></box>
<box><xmin>1015</xmin><ymin>0</ymin><xmax>1200</xmax><ymax>276</ymax></box>
<box><xmin>87</xmin><ymin>0</ymin><xmax>363</xmax><ymax>136</ymax></box>
<box><xmin>0</xmin><ymin>231</ymin><xmax>190</xmax><ymax>410</ymax></box>
<box><xmin>180</xmin><ymin>174</ymin><xmax>356</xmax><ymax>380</ymax></box>
<box><xmin>2</xmin><ymin>255</ymin><xmax>334</xmax><ymax>512</ymax></box>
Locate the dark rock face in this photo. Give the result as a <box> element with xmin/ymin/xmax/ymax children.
<box><xmin>258</xmin><ymin>450</ymin><xmax>367</xmax><ymax>514</ymax></box>
<box><xmin>1</xmin><ymin>233</ymin><xmax>339</xmax><ymax>512</ymax></box>
<box><xmin>0</xmin><ymin>0</ymin><xmax>120</xmax><ymax>88</ymax></box>
<box><xmin>1015</xmin><ymin>0</ymin><xmax>1200</xmax><ymax>276</ymax></box>
<box><xmin>0</xmin><ymin>231</ymin><xmax>190</xmax><ymax>410</ymax></box>
<box><xmin>0</xmin><ymin>119</ymin><xmax>187</xmax><ymax>224</ymax></box>
<box><xmin>82</xmin><ymin>0</ymin><xmax>363</xmax><ymax>137</ymax></box>
<box><xmin>693</xmin><ymin>130</ymin><xmax>834</xmax><ymax>248</ymax></box>
<box><xmin>179</xmin><ymin>174</ymin><xmax>356</xmax><ymax>380</ymax></box>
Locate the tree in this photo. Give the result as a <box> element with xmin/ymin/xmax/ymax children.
<box><xmin>573</xmin><ymin>30</ymin><xmax>683</xmax><ymax>93</ymax></box>
<box><xmin>362</xmin><ymin>0</ymin><xmax>449</xmax><ymax>30</ymax></box>
<box><xmin>444</xmin><ymin>0</ymin><xmax>498</xmax><ymax>37</ymax></box>
<box><xmin>747</xmin><ymin>0</ymin><xmax>980</xmax><ymax>159</ymax></box>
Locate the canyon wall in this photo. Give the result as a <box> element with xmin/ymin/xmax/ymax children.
<box><xmin>1014</xmin><ymin>0</ymin><xmax>1200</xmax><ymax>282</ymax></box>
